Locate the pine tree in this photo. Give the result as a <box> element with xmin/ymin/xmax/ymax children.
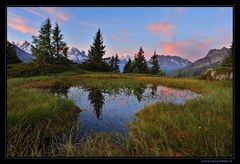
<box><xmin>113</xmin><ymin>54</ymin><xmax>120</xmax><ymax>72</ymax></box>
<box><xmin>86</xmin><ymin>29</ymin><xmax>106</xmax><ymax>71</ymax></box>
<box><xmin>151</xmin><ymin>50</ymin><xmax>160</xmax><ymax>74</ymax></box>
<box><xmin>132</xmin><ymin>47</ymin><xmax>148</xmax><ymax>73</ymax></box>
<box><xmin>109</xmin><ymin>56</ymin><xmax>115</xmax><ymax>71</ymax></box>
<box><xmin>32</xmin><ymin>18</ymin><xmax>53</xmax><ymax>64</ymax></box>
<box><xmin>52</xmin><ymin>22</ymin><xmax>69</xmax><ymax>63</ymax></box>
<box><xmin>7</xmin><ymin>41</ymin><xmax>21</xmax><ymax>64</ymax></box>
<box><xmin>123</xmin><ymin>58</ymin><xmax>133</xmax><ymax>73</ymax></box>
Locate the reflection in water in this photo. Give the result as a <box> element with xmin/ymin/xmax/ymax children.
<box><xmin>51</xmin><ymin>83</ymin><xmax>200</xmax><ymax>137</ymax></box>
<box><xmin>87</xmin><ymin>87</ymin><xmax>104</xmax><ymax>119</ymax></box>
<box><xmin>50</xmin><ymin>83</ymin><xmax>69</xmax><ymax>98</ymax></box>
<box><xmin>133</xmin><ymin>87</ymin><xmax>144</xmax><ymax>102</ymax></box>
<box><xmin>150</xmin><ymin>85</ymin><xmax>157</xmax><ymax>98</ymax></box>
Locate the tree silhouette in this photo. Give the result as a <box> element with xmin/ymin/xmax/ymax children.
<box><xmin>85</xmin><ymin>29</ymin><xmax>106</xmax><ymax>71</ymax></box>
<box><xmin>132</xmin><ymin>47</ymin><xmax>148</xmax><ymax>73</ymax></box>
<box><xmin>150</xmin><ymin>50</ymin><xmax>160</xmax><ymax>74</ymax></box>
<box><xmin>123</xmin><ymin>58</ymin><xmax>133</xmax><ymax>73</ymax></box>
<box><xmin>87</xmin><ymin>87</ymin><xmax>105</xmax><ymax>119</ymax></box>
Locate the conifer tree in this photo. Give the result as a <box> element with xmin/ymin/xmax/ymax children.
<box><xmin>132</xmin><ymin>47</ymin><xmax>148</xmax><ymax>73</ymax></box>
<box><xmin>32</xmin><ymin>18</ymin><xmax>53</xmax><ymax>64</ymax></box>
<box><xmin>86</xmin><ymin>29</ymin><xmax>106</xmax><ymax>71</ymax></box>
<box><xmin>113</xmin><ymin>54</ymin><xmax>120</xmax><ymax>72</ymax></box>
<box><xmin>151</xmin><ymin>50</ymin><xmax>160</xmax><ymax>74</ymax></box>
<box><xmin>123</xmin><ymin>58</ymin><xmax>133</xmax><ymax>73</ymax></box>
<box><xmin>52</xmin><ymin>22</ymin><xmax>69</xmax><ymax>63</ymax></box>
<box><xmin>109</xmin><ymin>56</ymin><xmax>115</xmax><ymax>71</ymax></box>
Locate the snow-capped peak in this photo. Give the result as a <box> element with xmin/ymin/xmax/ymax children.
<box><xmin>15</xmin><ymin>40</ymin><xmax>32</xmax><ymax>54</ymax></box>
<box><xmin>67</xmin><ymin>46</ymin><xmax>87</xmax><ymax>63</ymax></box>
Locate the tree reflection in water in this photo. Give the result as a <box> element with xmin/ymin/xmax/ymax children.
<box><xmin>50</xmin><ymin>82</ymin><xmax>70</xmax><ymax>98</ymax></box>
<box><xmin>150</xmin><ymin>85</ymin><xmax>157</xmax><ymax>98</ymax></box>
<box><xmin>86</xmin><ymin>87</ymin><xmax>105</xmax><ymax>119</ymax></box>
<box><xmin>133</xmin><ymin>87</ymin><xmax>144</xmax><ymax>102</ymax></box>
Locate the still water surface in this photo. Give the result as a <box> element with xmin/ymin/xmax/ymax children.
<box><xmin>52</xmin><ymin>84</ymin><xmax>200</xmax><ymax>138</ymax></box>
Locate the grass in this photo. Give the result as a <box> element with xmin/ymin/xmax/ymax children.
<box><xmin>128</xmin><ymin>86</ymin><xmax>232</xmax><ymax>157</ymax></box>
<box><xmin>7</xmin><ymin>78</ymin><xmax>80</xmax><ymax>157</ymax></box>
<box><xmin>7</xmin><ymin>63</ymin><xmax>86</xmax><ymax>78</ymax></box>
<box><xmin>7</xmin><ymin>67</ymin><xmax>233</xmax><ymax>157</ymax></box>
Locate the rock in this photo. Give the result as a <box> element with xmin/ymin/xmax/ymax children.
<box><xmin>225</xmin><ymin>73</ymin><xmax>229</xmax><ymax>79</ymax></box>
<box><xmin>219</xmin><ymin>74</ymin><xmax>225</xmax><ymax>80</ymax></box>
<box><xmin>204</xmin><ymin>68</ymin><xmax>213</xmax><ymax>75</ymax></box>
<box><xmin>210</xmin><ymin>71</ymin><xmax>216</xmax><ymax>79</ymax></box>
<box><xmin>230</xmin><ymin>72</ymin><xmax>233</xmax><ymax>80</ymax></box>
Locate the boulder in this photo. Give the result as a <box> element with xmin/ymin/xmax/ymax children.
<box><xmin>210</xmin><ymin>71</ymin><xmax>216</xmax><ymax>79</ymax></box>
<box><xmin>230</xmin><ymin>72</ymin><xmax>233</xmax><ymax>80</ymax></box>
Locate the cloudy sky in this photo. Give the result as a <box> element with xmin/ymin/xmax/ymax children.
<box><xmin>7</xmin><ymin>7</ymin><xmax>232</xmax><ymax>62</ymax></box>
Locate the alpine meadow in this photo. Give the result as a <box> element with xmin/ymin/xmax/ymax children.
<box><xmin>7</xmin><ymin>7</ymin><xmax>233</xmax><ymax>158</ymax></box>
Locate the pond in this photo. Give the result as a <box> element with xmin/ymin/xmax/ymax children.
<box><xmin>51</xmin><ymin>84</ymin><xmax>200</xmax><ymax>139</ymax></box>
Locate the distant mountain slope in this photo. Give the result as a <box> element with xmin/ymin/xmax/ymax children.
<box><xmin>169</xmin><ymin>47</ymin><xmax>229</xmax><ymax>77</ymax></box>
<box><xmin>119</xmin><ymin>58</ymin><xmax>128</xmax><ymax>72</ymax></box>
<box><xmin>148</xmin><ymin>55</ymin><xmax>192</xmax><ymax>74</ymax></box>
<box><xmin>11</xmin><ymin>40</ymin><xmax>88</xmax><ymax>64</ymax></box>
<box><xmin>6</xmin><ymin>41</ymin><xmax>22</xmax><ymax>64</ymax></box>
<box><xmin>11</xmin><ymin>41</ymin><xmax>36</xmax><ymax>63</ymax></box>
<box><xmin>67</xmin><ymin>47</ymin><xmax>87</xmax><ymax>63</ymax></box>
<box><xmin>19</xmin><ymin>40</ymin><xmax>32</xmax><ymax>54</ymax></box>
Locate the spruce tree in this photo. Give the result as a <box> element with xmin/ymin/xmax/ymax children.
<box><xmin>151</xmin><ymin>50</ymin><xmax>160</xmax><ymax>74</ymax></box>
<box><xmin>32</xmin><ymin>18</ymin><xmax>53</xmax><ymax>64</ymax></box>
<box><xmin>109</xmin><ymin>56</ymin><xmax>115</xmax><ymax>71</ymax></box>
<box><xmin>132</xmin><ymin>47</ymin><xmax>148</xmax><ymax>73</ymax></box>
<box><xmin>86</xmin><ymin>29</ymin><xmax>106</xmax><ymax>71</ymax></box>
<box><xmin>7</xmin><ymin>41</ymin><xmax>21</xmax><ymax>64</ymax></box>
<box><xmin>123</xmin><ymin>58</ymin><xmax>133</xmax><ymax>73</ymax></box>
<box><xmin>52</xmin><ymin>22</ymin><xmax>69</xmax><ymax>63</ymax></box>
<box><xmin>113</xmin><ymin>54</ymin><xmax>120</xmax><ymax>72</ymax></box>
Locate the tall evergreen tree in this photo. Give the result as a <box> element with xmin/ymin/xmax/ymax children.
<box><xmin>132</xmin><ymin>47</ymin><xmax>148</xmax><ymax>73</ymax></box>
<box><xmin>109</xmin><ymin>56</ymin><xmax>115</xmax><ymax>71</ymax></box>
<box><xmin>151</xmin><ymin>50</ymin><xmax>160</xmax><ymax>74</ymax></box>
<box><xmin>52</xmin><ymin>22</ymin><xmax>69</xmax><ymax>63</ymax></box>
<box><xmin>32</xmin><ymin>18</ymin><xmax>53</xmax><ymax>64</ymax></box>
<box><xmin>123</xmin><ymin>58</ymin><xmax>133</xmax><ymax>73</ymax></box>
<box><xmin>86</xmin><ymin>29</ymin><xmax>106</xmax><ymax>71</ymax></box>
<box><xmin>113</xmin><ymin>54</ymin><xmax>120</xmax><ymax>72</ymax></box>
<box><xmin>7</xmin><ymin>41</ymin><xmax>21</xmax><ymax>64</ymax></box>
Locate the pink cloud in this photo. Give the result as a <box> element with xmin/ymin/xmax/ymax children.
<box><xmin>161</xmin><ymin>39</ymin><xmax>212</xmax><ymax>61</ymax></box>
<box><xmin>160</xmin><ymin>35</ymin><xmax>232</xmax><ymax>62</ymax></box>
<box><xmin>110</xmin><ymin>30</ymin><xmax>129</xmax><ymax>42</ymax></box>
<box><xmin>148</xmin><ymin>22</ymin><xmax>175</xmax><ymax>36</ymax></box>
<box><xmin>39</xmin><ymin>7</ymin><xmax>70</xmax><ymax>22</ymax></box>
<box><xmin>22</xmin><ymin>7</ymin><xmax>45</xmax><ymax>18</ymax></box>
<box><xmin>122</xmin><ymin>30</ymin><xmax>129</xmax><ymax>37</ymax></box>
<box><xmin>111</xmin><ymin>35</ymin><xmax>119</xmax><ymax>41</ymax></box>
<box><xmin>7</xmin><ymin>13</ymin><xmax>37</xmax><ymax>34</ymax></box>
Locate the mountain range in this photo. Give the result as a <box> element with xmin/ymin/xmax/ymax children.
<box><xmin>148</xmin><ymin>55</ymin><xmax>192</xmax><ymax>74</ymax></box>
<box><xmin>169</xmin><ymin>47</ymin><xmax>229</xmax><ymax>77</ymax></box>
<box><xmin>9</xmin><ymin>40</ymin><xmax>229</xmax><ymax>76</ymax></box>
<box><xmin>11</xmin><ymin>40</ymin><xmax>88</xmax><ymax>64</ymax></box>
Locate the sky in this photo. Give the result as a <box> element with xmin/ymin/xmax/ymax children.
<box><xmin>7</xmin><ymin>7</ymin><xmax>233</xmax><ymax>62</ymax></box>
